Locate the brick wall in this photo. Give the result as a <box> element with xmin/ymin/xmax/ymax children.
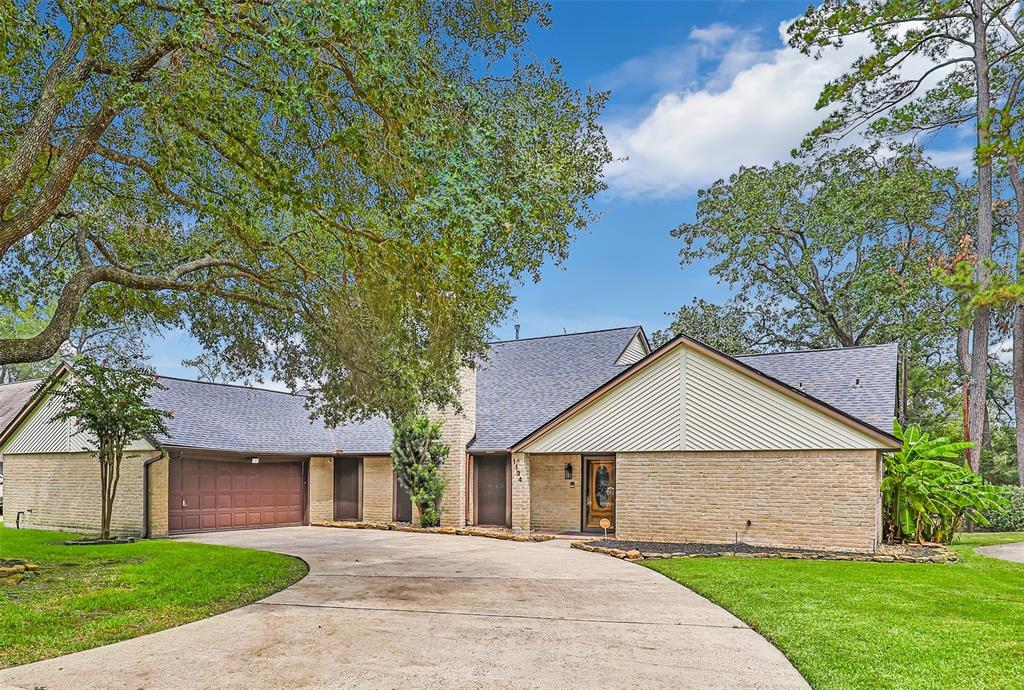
<box><xmin>362</xmin><ymin>455</ymin><xmax>394</xmax><ymax>522</ymax></box>
<box><xmin>308</xmin><ymin>456</ymin><xmax>333</xmax><ymax>522</ymax></box>
<box><xmin>147</xmin><ymin>454</ymin><xmax>169</xmax><ymax>538</ymax></box>
<box><xmin>4</xmin><ymin>450</ymin><xmax>161</xmax><ymax>536</ymax></box>
<box><xmin>510</xmin><ymin>452</ymin><xmax>529</xmax><ymax>530</ymax></box>
<box><xmin>528</xmin><ymin>454</ymin><xmax>581</xmax><ymax>532</ymax></box>
<box><xmin>432</xmin><ymin>366</ymin><xmax>476</xmax><ymax>527</ymax></box>
<box><xmin>616</xmin><ymin>450</ymin><xmax>881</xmax><ymax>552</ymax></box>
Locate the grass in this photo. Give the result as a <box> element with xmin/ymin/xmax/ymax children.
<box><xmin>646</xmin><ymin>532</ymin><xmax>1024</xmax><ymax>690</ymax></box>
<box><xmin>0</xmin><ymin>525</ymin><xmax>307</xmax><ymax>668</ymax></box>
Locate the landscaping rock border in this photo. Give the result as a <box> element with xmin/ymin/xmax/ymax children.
<box><xmin>63</xmin><ymin>537</ymin><xmax>137</xmax><ymax>546</ymax></box>
<box><xmin>0</xmin><ymin>558</ymin><xmax>41</xmax><ymax>586</ymax></box>
<box><xmin>571</xmin><ymin>540</ymin><xmax>957</xmax><ymax>564</ymax></box>
<box><xmin>313</xmin><ymin>520</ymin><xmax>555</xmax><ymax>542</ymax></box>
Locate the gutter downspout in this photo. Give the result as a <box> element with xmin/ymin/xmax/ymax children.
<box><xmin>141</xmin><ymin>451</ymin><xmax>168</xmax><ymax>539</ymax></box>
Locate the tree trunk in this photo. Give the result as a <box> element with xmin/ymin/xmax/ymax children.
<box><xmin>1009</xmin><ymin>156</ymin><xmax>1024</xmax><ymax>486</ymax></box>
<box><xmin>967</xmin><ymin>8</ymin><xmax>994</xmax><ymax>474</ymax></box>
<box><xmin>1013</xmin><ymin>305</ymin><xmax>1024</xmax><ymax>486</ymax></box>
<box><xmin>957</xmin><ymin>324</ymin><xmax>972</xmax><ymax>450</ymax></box>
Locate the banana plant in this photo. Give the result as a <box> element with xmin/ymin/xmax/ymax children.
<box><xmin>883</xmin><ymin>421</ymin><xmax>1009</xmax><ymax>544</ymax></box>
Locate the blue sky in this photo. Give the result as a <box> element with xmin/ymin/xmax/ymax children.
<box><xmin>149</xmin><ymin>1</ymin><xmax>971</xmax><ymax>382</ymax></box>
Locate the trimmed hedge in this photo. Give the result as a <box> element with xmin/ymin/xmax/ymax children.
<box><xmin>985</xmin><ymin>486</ymin><xmax>1024</xmax><ymax>532</ymax></box>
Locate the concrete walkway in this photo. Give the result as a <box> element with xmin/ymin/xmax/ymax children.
<box><xmin>0</xmin><ymin>526</ymin><xmax>807</xmax><ymax>689</ymax></box>
<box><xmin>976</xmin><ymin>542</ymin><xmax>1024</xmax><ymax>563</ymax></box>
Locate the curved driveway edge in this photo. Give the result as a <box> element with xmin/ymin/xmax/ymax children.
<box><xmin>0</xmin><ymin>526</ymin><xmax>807</xmax><ymax>689</ymax></box>
<box><xmin>976</xmin><ymin>542</ymin><xmax>1024</xmax><ymax>563</ymax></box>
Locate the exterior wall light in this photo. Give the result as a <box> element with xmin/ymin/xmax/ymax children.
<box><xmin>564</xmin><ymin>463</ymin><xmax>573</xmax><ymax>480</ymax></box>
<box><xmin>250</xmin><ymin>457</ymin><xmax>260</xmax><ymax>464</ymax></box>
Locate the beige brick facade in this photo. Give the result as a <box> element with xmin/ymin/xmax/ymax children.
<box><xmin>4</xmin><ymin>450</ymin><xmax>161</xmax><ymax>536</ymax></box>
<box><xmin>614</xmin><ymin>450</ymin><xmax>882</xmax><ymax>552</ymax></box>
<box><xmin>432</xmin><ymin>366</ymin><xmax>476</xmax><ymax>527</ymax></box>
<box><xmin>147</xmin><ymin>454</ymin><xmax>169</xmax><ymax>538</ymax></box>
<box><xmin>528</xmin><ymin>454</ymin><xmax>581</xmax><ymax>532</ymax></box>
<box><xmin>510</xmin><ymin>452</ymin><xmax>530</xmax><ymax>530</ymax></box>
<box><xmin>309</xmin><ymin>456</ymin><xmax>334</xmax><ymax>522</ymax></box>
<box><xmin>362</xmin><ymin>456</ymin><xmax>394</xmax><ymax>522</ymax></box>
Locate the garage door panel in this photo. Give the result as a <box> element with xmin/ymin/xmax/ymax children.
<box><xmin>169</xmin><ymin>456</ymin><xmax>304</xmax><ymax>534</ymax></box>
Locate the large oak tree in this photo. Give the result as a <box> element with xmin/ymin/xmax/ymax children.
<box><xmin>0</xmin><ymin>1</ymin><xmax>610</xmax><ymax>423</ymax></box>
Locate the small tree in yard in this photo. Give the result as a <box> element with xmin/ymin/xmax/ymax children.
<box><xmin>46</xmin><ymin>360</ymin><xmax>170</xmax><ymax>540</ymax></box>
<box><xmin>391</xmin><ymin>417</ymin><xmax>448</xmax><ymax>528</ymax></box>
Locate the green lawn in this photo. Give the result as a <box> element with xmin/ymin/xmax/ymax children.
<box><xmin>646</xmin><ymin>532</ymin><xmax>1024</xmax><ymax>689</ymax></box>
<box><xmin>0</xmin><ymin>526</ymin><xmax>307</xmax><ymax>668</ymax></box>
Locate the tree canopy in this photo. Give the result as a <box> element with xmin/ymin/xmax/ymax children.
<box><xmin>0</xmin><ymin>0</ymin><xmax>610</xmax><ymax>423</ymax></box>
<box><xmin>787</xmin><ymin>0</ymin><xmax>1023</xmax><ymax>471</ymax></box>
<box><xmin>669</xmin><ymin>146</ymin><xmax>960</xmax><ymax>345</ymax></box>
<box><xmin>661</xmin><ymin>146</ymin><xmax>968</xmax><ymax>424</ymax></box>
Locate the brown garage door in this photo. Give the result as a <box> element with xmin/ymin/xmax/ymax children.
<box><xmin>169</xmin><ymin>456</ymin><xmax>304</xmax><ymax>533</ymax></box>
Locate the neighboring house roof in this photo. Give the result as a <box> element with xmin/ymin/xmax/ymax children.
<box><xmin>0</xmin><ymin>379</ymin><xmax>41</xmax><ymax>440</ymax></box>
<box><xmin>736</xmin><ymin>344</ymin><xmax>898</xmax><ymax>432</ymax></box>
<box><xmin>470</xmin><ymin>326</ymin><xmax>644</xmax><ymax>451</ymax></box>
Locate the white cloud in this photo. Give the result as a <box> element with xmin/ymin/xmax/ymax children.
<box><xmin>605</xmin><ymin>22</ymin><xmax>872</xmax><ymax>198</ymax></box>
<box><xmin>689</xmin><ymin>23</ymin><xmax>739</xmax><ymax>49</ymax></box>
<box><xmin>928</xmin><ymin>146</ymin><xmax>975</xmax><ymax>175</ymax></box>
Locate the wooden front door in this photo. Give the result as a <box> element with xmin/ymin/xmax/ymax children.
<box><xmin>584</xmin><ymin>457</ymin><xmax>615</xmax><ymax>530</ymax></box>
<box><xmin>333</xmin><ymin>457</ymin><xmax>362</xmax><ymax>520</ymax></box>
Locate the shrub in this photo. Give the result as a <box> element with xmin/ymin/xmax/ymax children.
<box><xmin>984</xmin><ymin>486</ymin><xmax>1024</xmax><ymax>532</ymax></box>
<box><xmin>883</xmin><ymin>421</ymin><xmax>1008</xmax><ymax>543</ymax></box>
<box><xmin>391</xmin><ymin>416</ymin><xmax>448</xmax><ymax>527</ymax></box>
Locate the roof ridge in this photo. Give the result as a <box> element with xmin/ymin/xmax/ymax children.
<box><xmin>157</xmin><ymin>375</ymin><xmax>308</xmax><ymax>397</ymax></box>
<box><xmin>488</xmin><ymin>325</ymin><xmax>640</xmax><ymax>345</ymax></box>
<box><xmin>736</xmin><ymin>342</ymin><xmax>898</xmax><ymax>358</ymax></box>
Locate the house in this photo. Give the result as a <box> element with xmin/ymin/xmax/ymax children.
<box><xmin>0</xmin><ymin>379</ymin><xmax>41</xmax><ymax>512</ymax></box>
<box><xmin>0</xmin><ymin>326</ymin><xmax>900</xmax><ymax>551</ymax></box>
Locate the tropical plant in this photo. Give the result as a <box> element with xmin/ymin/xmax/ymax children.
<box><xmin>883</xmin><ymin>421</ymin><xmax>1007</xmax><ymax>544</ymax></box>
<box><xmin>45</xmin><ymin>359</ymin><xmax>170</xmax><ymax>540</ymax></box>
<box><xmin>391</xmin><ymin>416</ymin><xmax>448</xmax><ymax>528</ymax></box>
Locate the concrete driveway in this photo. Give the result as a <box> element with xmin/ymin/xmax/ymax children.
<box><xmin>0</xmin><ymin>527</ymin><xmax>807</xmax><ymax>689</ymax></box>
<box><xmin>976</xmin><ymin>542</ymin><xmax>1024</xmax><ymax>563</ymax></box>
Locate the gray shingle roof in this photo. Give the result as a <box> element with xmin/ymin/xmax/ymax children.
<box><xmin>0</xmin><ymin>380</ymin><xmax>41</xmax><ymax>438</ymax></box>
<box><xmin>150</xmin><ymin>378</ymin><xmax>337</xmax><ymax>455</ymax></box>
<box><xmin>470</xmin><ymin>327</ymin><xmax>642</xmax><ymax>450</ymax></box>
<box><xmin>137</xmin><ymin>329</ymin><xmax>895</xmax><ymax>455</ymax></box>
<box><xmin>737</xmin><ymin>343</ymin><xmax>898</xmax><ymax>432</ymax></box>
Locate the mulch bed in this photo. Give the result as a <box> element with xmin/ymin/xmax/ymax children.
<box><xmin>591</xmin><ymin>539</ymin><xmax>826</xmax><ymax>556</ymax></box>
<box><xmin>576</xmin><ymin>539</ymin><xmax>955</xmax><ymax>563</ymax></box>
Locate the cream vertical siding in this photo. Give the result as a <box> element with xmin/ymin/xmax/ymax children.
<box><xmin>522</xmin><ymin>347</ymin><xmax>683</xmax><ymax>453</ymax></box>
<box><xmin>520</xmin><ymin>343</ymin><xmax>882</xmax><ymax>454</ymax></box>
<box><xmin>4</xmin><ymin>392</ymin><xmax>76</xmax><ymax>454</ymax></box>
<box><xmin>615</xmin><ymin>331</ymin><xmax>649</xmax><ymax>366</ymax></box>
<box><xmin>682</xmin><ymin>347</ymin><xmax>881</xmax><ymax>450</ymax></box>
<box><xmin>4</xmin><ymin>385</ymin><xmax>155</xmax><ymax>455</ymax></box>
